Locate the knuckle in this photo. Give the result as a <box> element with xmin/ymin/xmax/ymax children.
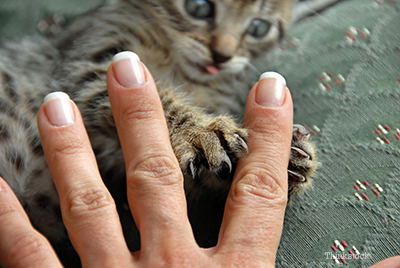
<box><xmin>127</xmin><ymin>155</ymin><xmax>182</xmax><ymax>189</ymax></box>
<box><xmin>8</xmin><ymin>233</ymin><xmax>50</xmax><ymax>265</ymax></box>
<box><xmin>255</xmin><ymin>126</ymin><xmax>282</xmax><ymax>143</ymax></box>
<box><xmin>0</xmin><ymin>203</ymin><xmax>18</xmax><ymax>217</ymax></box>
<box><xmin>234</xmin><ymin>169</ymin><xmax>287</xmax><ymax>205</ymax></box>
<box><xmin>120</xmin><ymin>98</ymin><xmax>160</xmax><ymax>124</ymax></box>
<box><xmin>51</xmin><ymin>136</ymin><xmax>87</xmax><ymax>160</ymax></box>
<box><xmin>247</xmin><ymin>117</ymin><xmax>283</xmax><ymax>141</ymax></box>
<box><xmin>64</xmin><ymin>187</ymin><xmax>115</xmax><ymax>219</ymax></box>
<box><xmin>148</xmin><ymin>249</ymin><xmax>201</xmax><ymax>268</ymax></box>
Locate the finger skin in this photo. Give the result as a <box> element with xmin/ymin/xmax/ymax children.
<box><xmin>106</xmin><ymin>62</ymin><xmax>198</xmax><ymax>258</ymax></box>
<box><xmin>0</xmin><ymin>178</ymin><xmax>61</xmax><ymax>268</ymax></box>
<box><xmin>370</xmin><ymin>256</ymin><xmax>400</xmax><ymax>268</ymax></box>
<box><xmin>216</xmin><ymin>79</ymin><xmax>293</xmax><ymax>266</ymax></box>
<box><xmin>37</xmin><ymin>100</ymin><xmax>132</xmax><ymax>267</ymax></box>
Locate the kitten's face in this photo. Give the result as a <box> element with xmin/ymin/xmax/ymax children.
<box><xmin>149</xmin><ymin>0</ymin><xmax>291</xmax><ymax>81</ymax></box>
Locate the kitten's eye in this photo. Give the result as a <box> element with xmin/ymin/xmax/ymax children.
<box><xmin>185</xmin><ymin>0</ymin><xmax>214</xmax><ymax>19</ymax></box>
<box><xmin>247</xmin><ymin>19</ymin><xmax>271</xmax><ymax>38</ymax></box>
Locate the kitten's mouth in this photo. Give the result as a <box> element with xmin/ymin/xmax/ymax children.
<box><xmin>204</xmin><ymin>65</ymin><xmax>220</xmax><ymax>75</ymax></box>
<box><xmin>184</xmin><ymin>57</ymin><xmax>224</xmax><ymax>76</ymax></box>
<box><xmin>196</xmin><ymin>63</ymin><xmax>224</xmax><ymax>76</ymax></box>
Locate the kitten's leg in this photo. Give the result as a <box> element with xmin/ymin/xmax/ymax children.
<box><xmin>79</xmin><ymin>85</ymin><xmax>316</xmax><ymax>197</ymax></box>
<box><xmin>159</xmin><ymin>88</ymin><xmax>248</xmax><ymax>183</ymax></box>
<box><xmin>159</xmin><ymin>89</ymin><xmax>319</xmax><ymax>197</ymax></box>
<box><xmin>287</xmin><ymin>124</ymin><xmax>318</xmax><ymax>198</ymax></box>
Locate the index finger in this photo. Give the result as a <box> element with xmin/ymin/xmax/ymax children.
<box><xmin>216</xmin><ymin>73</ymin><xmax>293</xmax><ymax>266</ymax></box>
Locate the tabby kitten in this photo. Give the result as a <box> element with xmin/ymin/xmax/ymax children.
<box><xmin>0</xmin><ymin>0</ymin><xmax>316</xmax><ymax>241</ymax></box>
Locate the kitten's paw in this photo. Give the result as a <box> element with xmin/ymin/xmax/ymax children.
<box><xmin>177</xmin><ymin>115</ymin><xmax>248</xmax><ymax>180</ymax></box>
<box><xmin>288</xmin><ymin>124</ymin><xmax>318</xmax><ymax>197</ymax></box>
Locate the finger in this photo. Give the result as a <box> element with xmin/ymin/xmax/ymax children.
<box><xmin>216</xmin><ymin>72</ymin><xmax>292</xmax><ymax>266</ymax></box>
<box><xmin>0</xmin><ymin>178</ymin><xmax>61</xmax><ymax>268</ymax></box>
<box><xmin>37</xmin><ymin>93</ymin><xmax>132</xmax><ymax>267</ymax></box>
<box><xmin>107</xmin><ymin>52</ymin><xmax>196</xmax><ymax>255</ymax></box>
<box><xmin>370</xmin><ymin>256</ymin><xmax>400</xmax><ymax>268</ymax></box>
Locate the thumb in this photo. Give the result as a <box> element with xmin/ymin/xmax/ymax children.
<box><xmin>216</xmin><ymin>72</ymin><xmax>293</xmax><ymax>266</ymax></box>
<box><xmin>238</xmin><ymin>71</ymin><xmax>292</xmax><ymax>197</ymax></box>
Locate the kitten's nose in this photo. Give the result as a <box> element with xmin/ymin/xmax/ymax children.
<box><xmin>210</xmin><ymin>33</ymin><xmax>238</xmax><ymax>65</ymax></box>
<box><xmin>211</xmin><ymin>48</ymin><xmax>232</xmax><ymax>64</ymax></box>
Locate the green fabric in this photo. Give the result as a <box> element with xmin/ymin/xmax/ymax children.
<box><xmin>263</xmin><ymin>0</ymin><xmax>400</xmax><ymax>267</ymax></box>
<box><xmin>0</xmin><ymin>0</ymin><xmax>101</xmax><ymax>38</ymax></box>
<box><xmin>1</xmin><ymin>0</ymin><xmax>400</xmax><ymax>267</ymax></box>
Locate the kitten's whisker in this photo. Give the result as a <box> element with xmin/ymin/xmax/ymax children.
<box><xmin>291</xmin><ymin>0</ymin><xmax>342</xmax><ymax>28</ymax></box>
<box><xmin>245</xmin><ymin>62</ymin><xmax>262</xmax><ymax>75</ymax></box>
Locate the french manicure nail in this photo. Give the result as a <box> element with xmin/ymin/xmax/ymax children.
<box><xmin>256</xmin><ymin>72</ymin><xmax>287</xmax><ymax>108</ymax></box>
<box><xmin>113</xmin><ymin>51</ymin><xmax>145</xmax><ymax>88</ymax></box>
<box><xmin>44</xmin><ymin>92</ymin><xmax>75</xmax><ymax>127</ymax></box>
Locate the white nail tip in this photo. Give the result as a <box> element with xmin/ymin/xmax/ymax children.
<box><xmin>112</xmin><ymin>51</ymin><xmax>140</xmax><ymax>63</ymax></box>
<box><xmin>259</xmin><ymin>72</ymin><xmax>287</xmax><ymax>86</ymax></box>
<box><xmin>44</xmin><ymin>92</ymin><xmax>71</xmax><ymax>104</ymax></box>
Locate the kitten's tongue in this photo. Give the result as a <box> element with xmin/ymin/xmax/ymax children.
<box><xmin>205</xmin><ymin>65</ymin><xmax>220</xmax><ymax>75</ymax></box>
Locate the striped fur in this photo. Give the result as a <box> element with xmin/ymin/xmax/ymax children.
<box><xmin>0</xmin><ymin>0</ymin><xmax>294</xmax><ymax>241</ymax></box>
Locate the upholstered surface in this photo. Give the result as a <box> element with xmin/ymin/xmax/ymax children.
<box><xmin>0</xmin><ymin>0</ymin><xmax>100</xmax><ymax>38</ymax></box>
<box><xmin>1</xmin><ymin>0</ymin><xmax>400</xmax><ymax>267</ymax></box>
<box><xmin>263</xmin><ymin>0</ymin><xmax>400</xmax><ymax>266</ymax></box>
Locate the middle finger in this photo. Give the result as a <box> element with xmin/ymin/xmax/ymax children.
<box><xmin>107</xmin><ymin>52</ymin><xmax>197</xmax><ymax>256</ymax></box>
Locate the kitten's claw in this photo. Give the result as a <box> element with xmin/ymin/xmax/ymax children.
<box><xmin>234</xmin><ymin>133</ymin><xmax>249</xmax><ymax>154</ymax></box>
<box><xmin>288</xmin><ymin>170</ymin><xmax>306</xmax><ymax>182</ymax></box>
<box><xmin>223</xmin><ymin>153</ymin><xmax>232</xmax><ymax>173</ymax></box>
<box><xmin>189</xmin><ymin>159</ymin><xmax>196</xmax><ymax>179</ymax></box>
<box><xmin>176</xmin><ymin>115</ymin><xmax>248</xmax><ymax>181</ymax></box>
<box><xmin>293</xmin><ymin>124</ymin><xmax>310</xmax><ymax>141</ymax></box>
<box><xmin>288</xmin><ymin>124</ymin><xmax>318</xmax><ymax>198</ymax></box>
<box><xmin>291</xmin><ymin>146</ymin><xmax>311</xmax><ymax>160</ymax></box>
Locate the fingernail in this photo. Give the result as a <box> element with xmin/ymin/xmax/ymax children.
<box><xmin>113</xmin><ymin>51</ymin><xmax>145</xmax><ymax>88</ymax></box>
<box><xmin>256</xmin><ymin>72</ymin><xmax>287</xmax><ymax>108</ymax></box>
<box><xmin>44</xmin><ymin>92</ymin><xmax>75</xmax><ymax>127</ymax></box>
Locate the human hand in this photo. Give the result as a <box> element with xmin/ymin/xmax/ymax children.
<box><xmin>370</xmin><ymin>256</ymin><xmax>400</xmax><ymax>268</ymax></box>
<box><xmin>0</xmin><ymin>51</ymin><xmax>293</xmax><ymax>267</ymax></box>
